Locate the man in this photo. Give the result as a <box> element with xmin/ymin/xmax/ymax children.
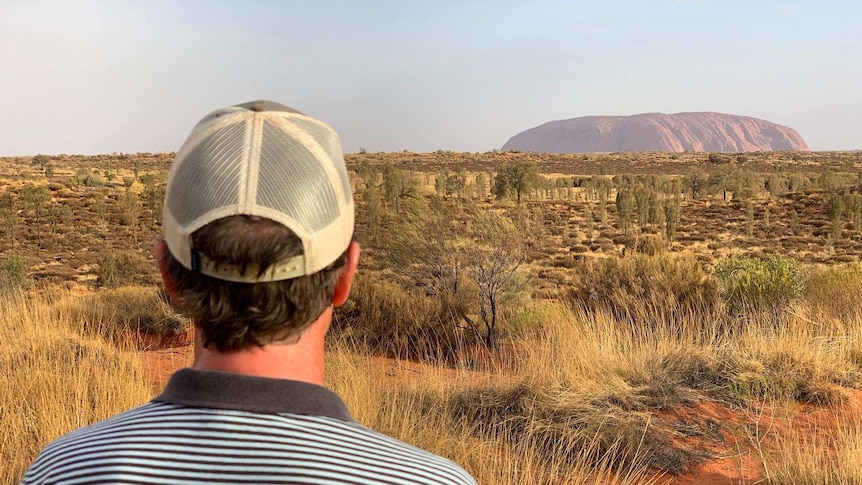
<box><xmin>22</xmin><ymin>101</ymin><xmax>477</xmax><ymax>484</ymax></box>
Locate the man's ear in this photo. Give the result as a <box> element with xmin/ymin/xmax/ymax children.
<box><xmin>332</xmin><ymin>241</ymin><xmax>360</xmax><ymax>307</ymax></box>
<box><xmin>155</xmin><ymin>240</ymin><xmax>181</xmax><ymax>304</ymax></box>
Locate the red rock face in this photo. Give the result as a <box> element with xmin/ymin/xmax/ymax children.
<box><xmin>502</xmin><ymin>112</ymin><xmax>809</xmax><ymax>153</ymax></box>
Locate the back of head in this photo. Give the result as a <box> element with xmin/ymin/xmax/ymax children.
<box><xmin>161</xmin><ymin>100</ymin><xmax>355</xmax><ymax>351</ymax></box>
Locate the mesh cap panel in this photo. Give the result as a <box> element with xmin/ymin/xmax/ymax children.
<box><xmin>286</xmin><ymin>117</ymin><xmax>352</xmax><ymax>199</ymax></box>
<box><xmin>162</xmin><ymin>100</ymin><xmax>354</xmax><ymax>282</ymax></box>
<box><xmin>167</xmin><ymin>120</ymin><xmax>245</xmax><ymax>226</ymax></box>
<box><xmin>257</xmin><ymin>120</ymin><xmax>337</xmax><ymax>233</ymax></box>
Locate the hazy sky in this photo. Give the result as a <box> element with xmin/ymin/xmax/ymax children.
<box><xmin>0</xmin><ymin>0</ymin><xmax>859</xmax><ymax>155</ymax></box>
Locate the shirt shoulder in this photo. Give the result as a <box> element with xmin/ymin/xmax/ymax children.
<box><xmin>20</xmin><ymin>401</ymin><xmax>169</xmax><ymax>484</ymax></box>
<box><xmin>21</xmin><ymin>402</ymin><xmax>478</xmax><ymax>485</ymax></box>
<box><xmin>334</xmin><ymin>420</ymin><xmax>478</xmax><ymax>485</ymax></box>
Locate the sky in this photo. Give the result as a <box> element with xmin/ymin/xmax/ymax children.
<box><xmin>0</xmin><ymin>0</ymin><xmax>859</xmax><ymax>155</ymax></box>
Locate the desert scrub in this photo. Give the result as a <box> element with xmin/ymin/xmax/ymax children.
<box><xmin>715</xmin><ymin>255</ymin><xmax>804</xmax><ymax>315</ymax></box>
<box><xmin>445</xmin><ymin>383</ymin><xmax>694</xmax><ymax>475</ymax></box>
<box><xmin>332</xmin><ymin>272</ymin><xmax>473</xmax><ymax>361</ymax></box>
<box><xmin>0</xmin><ymin>253</ymin><xmax>30</xmax><ymax>294</ymax></box>
<box><xmin>62</xmin><ymin>286</ymin><xmax>189</xmax><ymax>342</ymax></box>
<box><xmin>803</xmin><ymin>263</ymin><xmax>862</xmax><ymax>322</ymax></box>
<box><xmin>96</xmin><ymin>248</ymin><xmax>157</xmax><ymax>288</ymax></box>
<box><xmin>565</xmin><ymin>252</ymin><xmax>722</xmax><ymax>327</ymax></box>
<box><xmin>503</xmin><ymin>300</ymin><xmax>566</xmax><ymax>338</ymax></box>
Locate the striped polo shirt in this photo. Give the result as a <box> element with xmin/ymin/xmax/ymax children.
<box><xmin>21</xmin><ymin>369</ymin><xmax>477</xmax><ymax>485</ymax></box>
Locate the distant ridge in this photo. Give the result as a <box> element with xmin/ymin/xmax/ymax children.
<box><xmin>502</xmin><ymin>112</ymin><xmax>809</xmax><ymax>153</ymax></box>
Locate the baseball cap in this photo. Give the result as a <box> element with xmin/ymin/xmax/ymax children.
<box><xmin>162</xmin><ymin>100</ymin><xmax>355</xmax><ymax>283</ymax></box>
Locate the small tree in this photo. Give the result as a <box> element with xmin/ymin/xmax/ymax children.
<box><xmin>139</xmin><ymin>173</ymin><xmax>164</xmax><ymax>227</ymax></box>
<box><xmin>583</xmin><ymin>205</ymin><xmax>594</xmax><ymax>240</ymax></box>
<box><xmin>357</xmin><ymin>160</ymin><xmax>377</xmax><ymax>189</ymax></box>
<box><xmin>92</xmin><ymin>194</ymin><xmax>109</xmax><ymax>234</ymax></box>
<box><xmin>648</xmin><ymin>192</ymin><xmax>662</xmax><ymax>226</ymax></box>
<box><xmin>789</xmin><ymin>208</ymin><xmax>799</xmax><ymax>234</ymax></box>
<box><xmin>434</xmin><ymin>172</ymin><xmax>446</xmax><ymax>196</ymax></box>
<box><xmin>687</xmin><ymin>173</ymin><xmax>707</xmax><ymax>200</ymax></box>
<box><xmin>48</xmin><ymin>203</ymin><xmax>60</xmax><ymax>239</ymax></box>
<box><xmin>492</xmin><ymin>160</ymin><xmax>539</xmax><ymax>204</ymax></box>
<box><xmin>595</xmin><ymin>200</ymin><xmax>607</xmax><ymax>227</ymax></box>
<box><xmin>123</xmin><ymin>190</ymin><xmax>142</xmax><ymax>244</ymax></box>
<box><xmin>384</xmin><ymin>198</ymin><xmax>526</xmax><ymax>350</ymax></box>
<box><xmin>634</xmin><ymin>185</ymin><xmax>651</xmax><ymax>227</ymax></box>
<box><xmin>827</xmin><ymin>194</ymin><xmax>845</xmax><ymax>242</ymax></box>
<box><xmin>473</xmin><ymin>172</ymin><xmax>487</xmax><ymax>199</ymax></box>
<box><xmin>445</xmin><ymin>169</ymin><xmax>467</xmax><ymax>197</ymax></box>
<box><xmin>745</xmin><ymin>203</ymin><xmax>755</xmax><ymax>238</ymax></box>
<box><xmin>844</xmin><ymin>194</ymin><xmax>862</xmax><ymax>231</ymax></box>
<box><xmin>381</xmin><ymin>163</ymin><xmax>416</xmax><ymax>213</ymax></box>
<box><xmin>464</xmin><ymin>213</ymin><xmax>525</xmax><ymax>349</ymax></box>
<box><xmin>385</xmin><ymin>196</ymin><xmax>467</xmax><ymax>302</ymax></box>
<box><xmin>663</xmin><ymin>197</ymin><xmax>680</xmax><ymax>245</ymax></box>
<box><xmin>20</xmin><ymin>184</ymin><xmax>51</xmax><ymax>245</ymax></box>
<box><xmin>362</xmin><ymin>186</ymin><xmax>383</xmax><ymax>244</ymax></box>
<box><xmin>138</xmin><ymin>172</ymin><xmax>157</xmax><ymax>189</ymax></box>
<box><xmin>615</xmin><ymin>189</ymin><xmax>635</xmax><ymax>236</ymax></box>
<box><xmin>435</xmin><ymin>171</ymin><xmax>466</xmax><ymax>197</ymax></box>
<box><xmin>707</xmin><ymin>170</ymin><xmax>730</xmax><ymax>200</ymax></box>
<box><xmin>0</xmin><ymin>254</ymin><xmax>30</xmax><ymax>292</ymax></box>
<box><xmin>0</xmin><ymin>193</ymin><xmax>19</xmax><ymax>247</ymax></box>
<box><xmin>31</xmin><ymin>154</ymin><xmax>50</xmax><ymax>168</ymax></box>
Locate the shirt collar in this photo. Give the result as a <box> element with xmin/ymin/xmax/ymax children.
<box><xmin>154</xmin><ymin>368</ymin><xmax>353</xmax><ymax>421</ymax></box>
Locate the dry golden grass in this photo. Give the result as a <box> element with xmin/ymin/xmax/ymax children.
<box><xmin>356</xmin><ymin>294</ymin><xmax>862</xmax><ymax>482</ymax></box>
<box><xmin>324</xmin><ymin>342</ymin><xmax>659</xmax><ymax>484</ymax></box>
<box><xmin>0</xmin><ymin>288</ymin><xmax>152</xmax><ymax>483</ymax></box>
<box><xmin>7</xmin><ymin>262</ymin><xmax>862</xmax><ymax>483</ymax></box>
<box><xmin>62</xmin><ymin>286</ymin><xmax>189</xmax><ymax>342</ymax></box>
<box><xmin>762</xmin><ymin>414</ymin><xmax>862</xmax><ymax>484</ymax></box>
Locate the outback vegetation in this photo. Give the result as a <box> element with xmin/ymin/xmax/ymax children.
<box><xmin>3</xmin><ymin>149</ymin><xmax>862</xmax><ymax>483</ymax></box>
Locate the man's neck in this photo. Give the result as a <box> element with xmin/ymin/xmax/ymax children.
<box><xmin>191</xmin><ymin>308</ymin><xmax>331</xmax><ymax>385</ymax></box>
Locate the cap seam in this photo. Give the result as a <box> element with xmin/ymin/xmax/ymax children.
<box><xmin>244</xmin><ymin>115</ymin><xmax>264</xmax><ymax>213</ymax></box>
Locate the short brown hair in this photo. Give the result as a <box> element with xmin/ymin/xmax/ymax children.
<box><xmin>161</xmin><ymin>216</ymin><xmax>349</xmax><ymax>351</ymax></box>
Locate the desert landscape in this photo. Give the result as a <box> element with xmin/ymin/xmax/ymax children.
<box><xmin>3</xmin><ymin>148</ymin><xmax>862</xmax><ymax>483</ymax></box>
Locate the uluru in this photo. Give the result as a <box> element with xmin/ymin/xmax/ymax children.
<box><xmin>502</xmin><ymin>112</ymin><xmax>809</xmax><ymax>153</ymax></box>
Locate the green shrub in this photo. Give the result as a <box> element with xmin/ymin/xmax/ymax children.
<box><xmin>707</xmin><ymin>153</ymin><xmax>731</xmax><ymax>164</ymax></box>
<box><xmin>0</xmin><ymin>254</ymin><xmax>30</xmax><ymax>293</ymax></box>
<box><xmin>715</xmin><ymin>255</ymin><xmax>803</xmax><ymax>314</ymax></box>
<box><xmin>75</xmin><ymin>167</ymin><xmax>103</xmax><ymax>187</ymax></box>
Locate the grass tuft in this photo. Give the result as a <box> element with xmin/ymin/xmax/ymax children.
<box><xmin>0</xmin><ymin>288</ymin><xmax>152</xmax><ymax>483</ymax></box>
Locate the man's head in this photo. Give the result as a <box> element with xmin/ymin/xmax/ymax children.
<box><xmin>159</xmin><ymin>100</ymin><xmax>357</xmax><ymax>352</ymax></box>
